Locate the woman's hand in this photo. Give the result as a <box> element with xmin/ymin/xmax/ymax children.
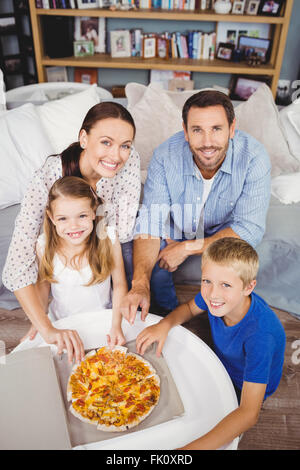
<box><xmin>40</xmin><ymin>325</ymin><xmax>85</xmax><ymax>364</ymax></box>
<box><xmin>20</xmin><ymin>324</ymin><xmax>38</xmax><ymax>342</ymax></box>
<box><xmin>107</xmin><ymin>326</ymin><xmax>126</xmax><ymax>349</ymax></box>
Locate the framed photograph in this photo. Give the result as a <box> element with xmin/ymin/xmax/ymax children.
<box><xmin>232</xmin><ymin>0</ymin><xmax>246</xmax><ymax>14</ymax></box>
<box><xmin>216</xmin><ymin>42</ymin><xmax>235</xmax><ymax>61</ymax></box>
<box><xmin>156</xmin><ymin>37</ymin><xmax>169</xmax><ymax>59</ymax></box>
<box><xmin>143</xmin><ymin>35</ymin><xmax>156</xmax><ymax>59</ymax></box>
<box><xmin>246</xmin><ymin>0</ymin><xmax>260</xmax><ymax>15</ymax></box>
<box><xmin>74</xmin><ymin>17</ymin><xmax>106</xmax><ymax>54</ymax></box>
<box><xmin>77</xmin><ymin>0</ymin><xmax>99</xmax><ymax>8</ymax></box>
<box><xmin>73</xmin><ymin>40</ymin><xmax>94</xmax><ymax>57</ymax></box>
<box><xmin>230</xmin><ymin>75</ymin><xmax>271</xmax><ymax>100</ymax></box>
<box><xmin>74</xmin><ymin>67</ymin><xmax>98</xmax><ymax>84</ymax></box>
<box><xmin>217</xmin><ymin>21</ymin><xmax>270</xmax><ymax>49</ymax></box>
<box><xmin>46</xmin><ymin>66</ymin><xmax>68</xmax><ymax>82</ymax></box>
<box><xmin>238</xmin><ymin>35</ymin><xmax>271</xmax><ymax>63</ymax></box>
<box><xmin>110</xmin><ymin>30</ymin><xmax>131</xmax><ymax>58</ymax></box>
<box><xmin>258</xmin><ymin>0</ymin><xmax>284</xmax><ymax>16</ymax></box>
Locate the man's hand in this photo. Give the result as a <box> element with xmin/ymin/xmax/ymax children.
<box><xmin>120</xmin><ymin>282</ymin><xmax>150</xmax><ymax>325</ymax></box>
<box><xmin>158</xmin><ymin>240</ymin><xmax>189</xmax><ymax>272</ymax></box>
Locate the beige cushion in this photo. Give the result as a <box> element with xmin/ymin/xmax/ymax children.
<box><xmin>235</xmin><ymin>84</ymin><xmax>300</xmax><ymax>177</ymax></box>
<box><xmin>126</xmin><ymin>82</ymin><xmax>299</xmax><ymax>179</ymax></box>
<box><xmin>279</xmin><ymin>98</ymin><xmax>300</xmax><ymax>163</ymax></box>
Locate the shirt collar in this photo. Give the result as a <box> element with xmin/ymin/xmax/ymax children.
<box><xmin>183</xmin><ymin>137</ymin><xmax>234</xmax><ymax>176</ymax></box>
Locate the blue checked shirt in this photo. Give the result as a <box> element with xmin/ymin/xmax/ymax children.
<box><xmin>134</xmin><ymin>130</ymin><xmax>271</xmax><ymax>247</ymax></box>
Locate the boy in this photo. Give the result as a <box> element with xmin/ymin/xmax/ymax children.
<box><xmin>136</xmin><ymin>237</ymin><xmax>286</xmax><ymax>450</ymax></box>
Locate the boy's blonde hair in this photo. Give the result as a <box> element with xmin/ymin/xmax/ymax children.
<box><xmin>201</xmin><ymin>237</ymin><xmax>259</xmax><ymax>287</ymax></box>
<box><xmin>39</xmin><ymin>176</ymin><xmax>114</xmax><ymax>286</ymax></box>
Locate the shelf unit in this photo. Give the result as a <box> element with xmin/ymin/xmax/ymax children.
<box><xmin>28</xmin><ymin>0</ymin><xmax>294</xmax><ymax>97</ymax></box>
<box><xmin>0</xmin><ymin>0</ymin><xmax>37</xmax><ymax>90</ymax></box>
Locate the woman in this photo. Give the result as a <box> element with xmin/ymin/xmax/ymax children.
<box><xmin>2</xmin><ymin>101</ymin><xmax>140</xmax><ymax>359</ymax></box>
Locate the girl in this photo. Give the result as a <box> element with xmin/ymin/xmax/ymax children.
<box><xmin>28</xmin><ymin>176</ymin><xmax>128</xmax><ymax>363</ymax></box>
<box><xmin>3</xmin><ymin>101</ymin><xmax>140</xmax><ymax>358</ymax></box>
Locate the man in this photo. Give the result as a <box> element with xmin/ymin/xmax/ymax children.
<box><xmin>121</xmin><ymin>90</ymin><xmax>271</xmax><ymax>323</ymax></box>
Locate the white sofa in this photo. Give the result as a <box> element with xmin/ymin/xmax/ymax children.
<box><xmin>0</xmin><ymin>81</ymin><xmax>300</xmax><ymax>318</ymax></box>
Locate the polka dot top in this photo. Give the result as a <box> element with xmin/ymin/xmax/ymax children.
<box><xmin>2</xmin><ymin>149</ymin><xmax>141</xmax><ymax>292</ymax></box>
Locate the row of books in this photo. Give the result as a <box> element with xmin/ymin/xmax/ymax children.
<box><xmin>169</xmin><ymin>31</ymin><xmax>216</xmax><ymax>60</ymax></box>
<box><xmin>118</xmin><ymin>29</ymin><xmax>216</xmax><ymax>59</ymax></box>
<box><xmin>35</xmin><ymin>0</ymin><xmax>210</xmax><ymax>10</ymax></box>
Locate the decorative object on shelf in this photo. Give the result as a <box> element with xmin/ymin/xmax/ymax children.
<box><xmin>110</xmin><ymin>30</ymin><xmax>131</xmax><ymax>58</ymax></box>
<box><xmin>230</xmin><ymin>75</ymin><xmax>271</xmax><ymax>100</ymax></box>
<box><xmin>216</xmin><ymin>42</ymin><xmax>235</xmax><ymax>60</ymax></box>
<box><xmin>74</xmin><ymin>17</ymin><xmax>106</xmax><ymax>54</ymax></box>
<box><xmin>246</xmin><ymin>0</ymin><xmax>260</xmax><ymax>15</ymax></box>
<box><xmin>156</xmin><ymin>36</ymin><xmax>169</xmax><ymax>59</ymax></box>
<box><xmin>74</xmin><ymin>67</ymin><xmax>98</xmax><ymax>85</ymax></box>
<box><xmin>246</xmin><ymin>52</ymin><xmax>263</xmax><ymax>66</ymax></box>
<box><xmin>73</xmin><ymin>40</ymin><xmax>94</xmax><ymax>57</ymax></box>
<box><xmin>232</xmin><ymin>0</ymin><xmax>246</xmax><ymax>14</ymax></box>
<box><xmin>238</xmin><ymin>35</ymin><xmax>271</xmax><ymax>63</ymax></box>
<box><xmin>46</xmin><ymin>66</ymin><xmax>68</xmax><ymax>82</ymax></box>
<box><xmin>232</xmin><ymin>48</ymin><xmax>242</xmax><ymax>62</ymax></box>
<box><xmin>168</xmin><ymin>79</ymin><xmax>194</xmax><ymax>91</ymax></box>
<box><xmin>143</xmin><ymin>35</ymin><xmax>157</xmax><ymax>59</ymax></box>
<box><xmin>213</xmin><ymin>0</ymin><xmax>232</xmax><ymax>14</ymax></box>
<box><xmin>77</xmin><ymin>0</ymin><xmax>99</xmax><ymax>9</ymax></box>
<box><xmin>216</xmin><ymin>21</ymin><xmax>270</xmax><ymax>49</ymax></box>
<box><xmin>258</xmin><ymin>0</ymin><xmax>285</xmax><ymax>16</ymax></box>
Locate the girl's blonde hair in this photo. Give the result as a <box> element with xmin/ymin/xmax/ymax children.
<box><xmin>201</xmin><ymin>237</ymin><xmax>259</xmax><ymax>287</ymax></box>
<box><xmin>39</xmin><ymin>176</ymin><xmax>114</xmax><ymax>286</ymax></box>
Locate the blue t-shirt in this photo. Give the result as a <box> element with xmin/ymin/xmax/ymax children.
<box><xmin>194</xmin><ymin>291</ymin><xmax>286</xmax><ymax>399</ymax></box>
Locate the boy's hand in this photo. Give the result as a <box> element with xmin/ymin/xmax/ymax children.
<box><xmin>136</xmin><ymin>320</ymin><xmax>170</xmax><ymax>357</ymax></box>
<box><xmin>107</xmin><ymin>326</ymin><xmax>126</xmax><ymax>349</ymax></box>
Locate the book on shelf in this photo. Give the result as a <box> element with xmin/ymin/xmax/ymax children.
<box><xmin>74</xmin><ymin>67</ymin><xmax>98</xmax><ymax>84</ymax></box>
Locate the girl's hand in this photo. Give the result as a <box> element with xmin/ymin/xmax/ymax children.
<box><xmin>20</xmin><ymin>324</ymin><xmax>38</xmax><ymax>342</ymax></box>
<box><xmin>40</xmin><ymin>325</ymin><xmax>85</xmax><ymax>364</ymax></box>
<box><xmin>107</xmin><ymin>327</ymin><xmax>126</xmax><ymax>349</ymax></box>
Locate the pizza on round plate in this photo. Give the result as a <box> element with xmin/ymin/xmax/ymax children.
<box><xmin>67</xmin><ymin>345</ymin><xmax>160</xmax><ymax>431</ymax></box>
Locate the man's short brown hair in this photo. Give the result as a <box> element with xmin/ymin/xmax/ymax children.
<box><xmin>182</xmin><ymin>90</ymin><xmax>235</xmax><ymax>128</ymax></box>
<box><xmin>201</xmin><ymin>237</ymin><xmax>259</xmax><ymax>287</ymax></box>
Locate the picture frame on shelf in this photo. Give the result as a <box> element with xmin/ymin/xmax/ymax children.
<box><xmin>46</xmin><ymin>66</ymin><xmax>68</xmax><ymax>82</ymax></box>
<box><xmin>156</xmin><ymin>37</ymin><xmax>169</xmax><ymax>59</ymax></box>
<box><xmin>110</xmin><ymin>30</ymin><xmax>131</xmax><ymax>58</ymax></box>
<box><xmin>258</xmin><ymin>0</ymin><xmax>285</xmax><ymax>16</ymax></box>
<box><xmin>73</xmin><ymin>40</ymin><xmax>94</xmax><ymax>57</ymax></box>
<box><xmin>74</xmin><ymin>67</ymin><xmax>98</xmax><ymax>84</ymax></box>
<box><xmin>230</xmin><ymin>75</ymin><xmax>271</xmax><ymax>100</ymax></box>
<box><xmin>77</xmin><ymin>0</ymin><xmax>99</xmax><ymax>8</ymax></box>
<box><xmin>74</xmin><ymin>17</ymin><xmax>106</xmax><ymax>54</ymax></box>
<box><xmin>232</xmin><ymin>1</ymin><xmax>246</xmax><ymax>14</ymax></box>
<box><xmin>143</xmin><ymin>35</ymin><xmax>157</xmax><ymax>59</ymax></box>
<box><xmin>238</xmin><ymin>35</ymin><xmax>271</xmax><ymax>63</ymax></box>
<box><xmin>216</xmin><ymin>42</ymin><xmax>235</xmax><ymax>61</ymax></box>
<box><xmin>246</xmin><ymin>0</ymin><xmax>260</xmax><ymax>15</ymax></box>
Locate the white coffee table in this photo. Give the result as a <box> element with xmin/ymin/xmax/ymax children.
<box><xmin>13</xmin><ymin>310</ymin><xmax>239</xmax><ymax>450</ymax></box>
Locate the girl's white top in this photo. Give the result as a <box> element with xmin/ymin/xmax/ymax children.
<box><xmin>37</xmin><ymin>234</ymin><xmax>111</xmax><ymax>322</ymax></box>
<box><xmin>2</xmin><ymin>151</ymin><xmax>140</xmax><ymax>292</ymax></box>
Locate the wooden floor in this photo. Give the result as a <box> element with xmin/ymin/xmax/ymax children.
<box><xmin>1</xmin><ymin>284</ymin><xmax>300</xmax><ymax>450</ymax></box>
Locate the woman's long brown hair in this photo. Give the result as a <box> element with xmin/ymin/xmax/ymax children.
<box><xmin>61</xmin><ymin>101</ymin><xmax>136</xmax><ymax>177</ymax></box>
<box><xmin>38</xmin><ymin>176</ymin><xmax>114</xmax><ymax>286</ymax></box>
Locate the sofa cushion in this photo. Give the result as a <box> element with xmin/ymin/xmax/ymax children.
<box><xmin>0</xmin><ymin>103</ymin><xmax>54</xmax><ymax>210</ymax></box>
<box><xmin>234</xmin><ymin>84</ymin><xmax>300</xmax><ymax>177</ymax></box>
<box><xmin>279</xmin><ymin>98</ymin><xmax>300</xmax><ymax>163</ymax></box>
<box><xmin>36</xmin><ymin>84</ymin><xmax>100</xmax><ymax>155</ymax></box>
<box><xmin>126</xmin><ymin>82</ymin><xmax>300</xmax><ymax>180</ymax></box>
<box><xmin>271</xmin><ymin>171</ymin><xmax>300</xmax><ymax>204</ymax></box>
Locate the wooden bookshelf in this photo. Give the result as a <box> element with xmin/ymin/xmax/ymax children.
<box><xmin>28</xmin><ymin>0</ymin><xmax>294</xmax><ymax>97</ymax></box>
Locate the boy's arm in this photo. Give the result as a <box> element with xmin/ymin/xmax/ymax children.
<box><xmin>136</xmin><ymin>298</ymin><xmax>204</xmax><ymax>356</ymax></box>
<box><xmin>179</xmin><ymin>381</ymin><xmax>266</xmax><ymax>450</ymax></box>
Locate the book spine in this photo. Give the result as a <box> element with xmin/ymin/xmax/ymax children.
<box><xmin>35</xmin><ymin>0</ymin><xmax>43</xmax><ymax>7</ymax></box>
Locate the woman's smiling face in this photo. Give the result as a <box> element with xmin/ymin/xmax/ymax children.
<box><xmin>79</xmin><ymin>117</ymin><xmax>134</xmax><ymax>181</ymax></box>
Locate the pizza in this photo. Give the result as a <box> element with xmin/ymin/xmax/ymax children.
<box><xmin>67</xmin><ymin>345</ymin><xmax>160</xmax><ymax>431</ymax></box>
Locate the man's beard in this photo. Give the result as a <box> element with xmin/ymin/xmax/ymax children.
<box><xmin>190</xmin><ymin>139</ymin><xmax>230</xmax><ymax>173</ymax></box>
